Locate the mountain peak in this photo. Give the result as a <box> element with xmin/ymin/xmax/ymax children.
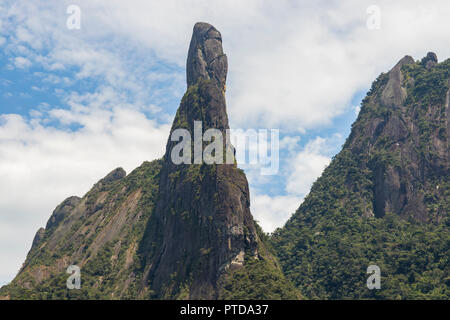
<box><xmin>186</xmin><ymin>22</ymin><xmax>227</xmax><ymax>90</ymax></box>
<box><xmin>422</xmin><ymin>51</ymin><xmax>438</xmax><ymax>69</ymax></box>
<box><xmin>99</xmin><ymin>167</ymin><xmax>126</xmax><ymax>184</ymax></box>
<box><xmin>396</xmin><ymin>55</ymin><xmax>415</xmax><ymax>68</ymax></box>
<box><xmin>380</xmin><ymin>55</ymin><xmax>414</xmax><ymax>107</ymax></box>
<box><xmin>273</xmin><ymin>53</ymin><xmax>449</xmax><ymax>299</ymax></box>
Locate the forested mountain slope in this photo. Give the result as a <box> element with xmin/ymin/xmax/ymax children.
<box><xmin>271</xmin><ymin>53</ymin><xmax>449</xmax><ymax>299</ymax></box>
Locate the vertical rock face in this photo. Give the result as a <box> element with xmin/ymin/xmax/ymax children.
<box><xmin>348</xmin><ymin>53</ymin><xmax>449</xmax><ymax>221</ymax></box>
<box><xmin>1</xmin><ymin>22</ymin><xmax>298</xmax><ymax>301</ymax></box>
<box><xmin>186</xmin><ymin>22</ymin><xmax>228</xmax><ymax>90</ymax></box>
<box><xmin>272</xmin><ymin>53</ymin><xmax>449</xmax><ymax>299</ymax></box>
<box><xmin>380</xmin><ymin>55</ymin><xmax>414</xmax><ymax>107</ymax></box>
<box><xmin>45</xmin><ymin>196</ymin><xmax>81</xmax><ymax>231</ymax></box>
<box><xmin>1</xmin><ymin>161</ymin><xmax>164</xmax><ymax>300</ymax></box>
<box><xmin>422</xmin><ymin>51</ymin><xmax>438</xmax><ymax>69</ymax></box>
<box><xmin>143</xmin><ymin>22</ymin><xmax>259</xmax><ymax>299</ymax></box>
<box><xmin>30</xmin><ymin>228</ymin><xmax>46</xmax><ymax>250</ymax></box>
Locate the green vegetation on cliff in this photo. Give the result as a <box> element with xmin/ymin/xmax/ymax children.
<box><xmin>219</xmin><ymin>225</ymin><xmax>301</xmax><ymax>299</ymax></box>
<box><xmin>271</xmin><ymin>56</ymin><xmax>449</xmax><ymax>299</ymax></box>
<box><xmin>1</xmin><ymin>47</ymin><xmax>448</xmax><ymax>301</ymax></box>
<box><xmin>0</xmin><ymin>160</ymin><xmax>162</xmax><ymax>300</ymax></box>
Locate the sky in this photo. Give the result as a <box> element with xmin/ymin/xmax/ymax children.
<box><xmin>1</xmin><ymin>0</ymin><xmax>450</xmax><ymax>287</ymax></box>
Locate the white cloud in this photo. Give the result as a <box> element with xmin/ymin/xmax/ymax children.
<box><xmin>251</xmin><ymin>194</ymin><xmax>302</xmax><ymax>233</ymax></box>
<box><xmin>0</xmin><ymin>101</ymin><xmax>170</xmax><ymax>286</ymax></box>
<box><xmin>1</xmin><ymin>0</ymin><xmax>448</xmax><ymax>131</ymax></box>
<box><xmin>246</xmin><ymin>134</ymin><xmax>341</xmax><ymax>232</ymax></box>
<box><xmin>2</xmin><ymin>0</ymin><xmax>450</xmax><ymax>129</ymax></box>
<box><xmin>286</xmin><ymin>137</ymin><xmax>333</xmax><ymax>197</ymax></box>
<box><xmin>251</xmin><ymin>134</ymin><xmax>344</xmax><ymax>231</ymax></box>
<box><xmin>13</xmin><ymin>56</ymin><xmax>32</xmax><ymax>68</ymax></box>
<box><xmin>279</xmin><ymin>135</ymin><xmax>301</xmax><ymax>154</ymax></box>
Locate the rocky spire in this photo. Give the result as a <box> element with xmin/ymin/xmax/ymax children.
<box><xmin>186</xmin><ymin>22</ymin><xmax>228</xmax><ymax>90</ymax></box>
<box><xmin>422</xmin><ymin>51</ymin><xmax>438</xmax><ymax>69</ymax></box>
<box><xmin>141</xmin><ymin>22</ymin><xmax>260</xmax><ymax>299</ymax></box>
<box><xmin>1</xmin><ymin>22</ymin><xmax>299</xmax><ymax>301</ymax></box>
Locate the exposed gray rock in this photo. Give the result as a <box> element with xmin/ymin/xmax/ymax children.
<box><xmin>426</xmin><ymin>60</ymin><xmax>436</xmax><ymax>69</ymax></box>
<box><xmin>349</xmin><ymin>54</ymin><xmax>448</xmax><ymax>222</ymax></box>
<box><xmin>99</xmin><ymin>167</ymin><xmax>126</xmax><ymax>184</ymax></box>
<box><xmin>143</xmin><ymin>22</ymin><xmax>261</xmax><ymax>299</ymax></box>
<box><xmin>229</xmin><ymin>250</ymin><xmax>245</xmax><ymax>270</ymax></box>
<box><xmin>186</xmin><ymin>22</ymin><xmax>228</xmax><ymax>90</ymax></box>
<box><xmin>0</xmin><ymin>22</ymin><xmax>295</xmax><ymax>301</ymax></box>
<box><xmin>45</xmin><ymin>196</ymin><xmax>81</xmax><ymax>230</ymax></box>
<box><xmin>31</xmin><ymin>227</ymin><xmax>45</xmax><ymax>250</ymax></box>
<box><xmin>421</xmin><ymin>52</ymin><xmax>438</xmax><ymax>69</ymax></box>
<box><xmin>381</xmin><ymin>55</ymin><xmax>414</xmax><ymax>107</ymax></box>
<box><xmin>426</xmin><ymin>51</ymin><xmax>438</xmax><ymax>62</ymax></box>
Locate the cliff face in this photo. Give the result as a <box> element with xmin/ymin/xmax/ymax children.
<box><xmin>0</xmin><ymin>161</ymin><xmax>163</xmax><ymax>299</ymax></box>
<box><xmin>186</xmin><ymin>22</ymin><xmax>228</xmax><ymax>90</ymax></box>
<box><xmin>0</xmin><ymin>22</ymin><xmax>298</xmax><ymax>300</ymax></box>
<box><xmin>3</xmin><ymin>23</ymin><xmax>447</xmax><ymax>301</ymax></box>
<box><xmin>346</xmin><ymin>53</ymin><xmax>448</xmax><ymax>222</ymax></box>
<box><xmin>272</xmin><ymin>54</ymin><xmax>449</xmax><ymax>299</ymax></box>
<box><xmin>140</xmin><ymin>22</ymin><xmax>263</xmax><ymax>299</ymax></box>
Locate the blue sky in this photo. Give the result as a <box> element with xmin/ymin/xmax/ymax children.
<box><xmin>1</xmin><ymin>0</ymin><xmax>450</xmax><ymax>287</ymax></box>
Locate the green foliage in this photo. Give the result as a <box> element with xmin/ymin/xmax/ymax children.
<box><xmin>218</xmin><ymin>221</ymin><xmax>301</xmax><ymax>300</ymax></box>
<box><xmin>173</xmin><ymin>78</ymin><xmax>211</xmax><ymax>132</ymax></box>
<box><xmin>272</xmin><ymin>210</ymin><xmax>449</xmax><ymax>299</ymax></box>
<box><xmin>219</xmin><ymin>255</ymin><xmax>301</xmax><ymax>300</ymax></box>
<box><xmin>1</xmin><ymin>160</ymin><xmax>163</xmax><ymax>300</ymax></box>
<box><xmin>2</xmin><ymin>57</ymin><xmax>448</xmax><ymax>301</ymax></box>
<box><xmin>272</xmin><ymin>58</ymin><xmax>450</xmax><ymax>300</ymax></box>
<box><xmin>403</xmin><ymin>59</ymin><xmax>450</xmax><ymax>106</ymax></box>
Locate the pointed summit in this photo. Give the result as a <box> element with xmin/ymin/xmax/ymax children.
<box><xmin>144</xmin><ymin>22</ymin><xmax>258</xmax><ymax>298</ymax></box>
<box><xmin>0</xmin><ymin>22</ymin><xmax>299</xmax><ymax>301</ymax></box>
<box><xmin>422</xmin><ymin>51</ymin><xmax>438</xmax><ymax>69</ymax></box>
<box><xmin>273</xmin><ymin>53</ymin><xmax>449</xmax><ymax>299</ymax></box>
<box><xmin>186</xmin><ymin>22</ymin><xmax>227</xmax><ymax>90</ymax></box>
<box><xmin>381</xmin><ymin>55</ymin><xmax>414</xmax><ymax>107</ymax></box>
<box><xmin>141</xmin><ymin>22</ymin><xmax>297</xmax><ymax>299</ymax></box>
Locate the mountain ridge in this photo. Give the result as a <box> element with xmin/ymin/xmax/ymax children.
<box><xmin>0</xmin><ymin>22</ymin><xmax>299</xmax><ymax>300</ymax></box>
<box><xmin>271</xmin><ymin>52</ymin><xmax>449</xmax><ymax>299</ymax></box>
<box><xmin>0</xmin><ymin>26</ymin><xmax>448</xmax><ymax>300</ymax></box>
